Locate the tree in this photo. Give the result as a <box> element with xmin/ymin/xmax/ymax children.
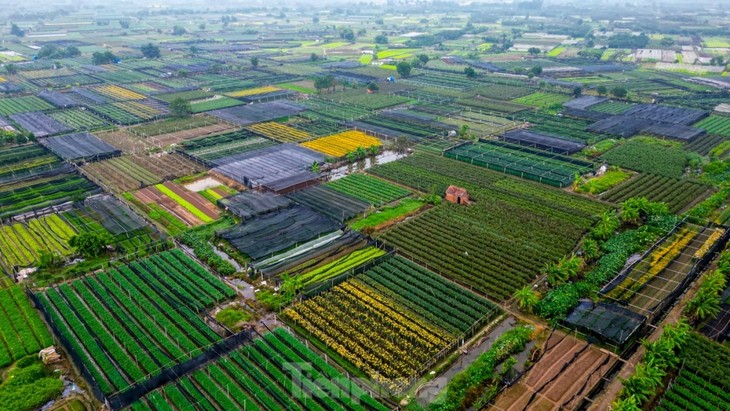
<box><xmin>92</xmin><ymin>51</ymin><xmax>117</xmax><ymax>65</ymax></box>
<box><xmin>374</xmin><ymin>34</ymin><xmax>388</xmax><ymax>44</ymax></box>
<box><xmin>611</xmin><ymin>86</ymin><xmax>628</xmax><ymax>99</ymax></box>
<box><xmin>528</xmin><ymin>47</ymin><xmax>541</xmax><ymax>56</ymax></box>
<box><xmin>312</xmin><ymin>16</ymin><xmax>319</xmax><ymax>24</ymax></box>
<box><xmin>572</xmin><ymin>86</ymin><xmax>582</xmax><ymax>97</ymax></box>
<box><xmin>119</xmin><ymin>19</ymin><xmax>131</xmax><ymax>29</ymax></box>
<box><xmin>69</xmin><ymin>232</ymin><xmax>114</xmax><ymax>258</ymax></box>
<box><xmin>172</xmin><ymin>25</ymin><xmax>187</xmax><ymax>36</ymax></box>
<box><xmin>5</xmin><ymin>64</ymin><xmax>17</xmax><ymax>75</ymax></box>
<box><xmin>366</xmin><ymin>82</ymin><xmax>379</xmax><ymax>92</ymax></box>
<box><xmin>140</xmin><ymin>43</ymin><xmax>161</xmax><ymax>59</ymax></box>
<box><xmin>10</xmin><ymin>23</ymin><xmax>24</xmax><ymax>37</ymax></box>
<box><xmin>169</xmin><ymin>98</ymin><xmax>192</xmax><ymax>118</ymax></box>
<box><xmin>596</xmin><ymin>85</ymin><xmax>607</xmax><ymax>96</ymax></box>
<box><xmin>313</xmin><ymin>74</ymin><xmax>334</xmax><ymax>93</ymax></box>
<box><xmin>250</xmin><ymin>57</ymin><xmax>259</xmax><ymax>68</ymax></box>
<box><xmin>396</xmin><ymin>61</ymin><xmax>412</xmax><ymax>77</ymax></box>
<box><xmin>530</xmin><ymin>65</ymin><xmax>543</xmax><ymax>76</ymax></box>
<box><xmin>417</xmin><ymin>54</ymin><xmax>430</xmax><ymax>65</ymax></box>
<box><xmin>464</xmin><ymin>67</ymin><xmax>477</xmax><ymax>79</ymax></box>
<box><xmin>340</xmin><ymin>28</ymin><xmax>355</xmax><ymax>42</ymax></box>
<box><xmin>513</xmin><ymin>286</ymin><xmax>539</xmax><ymax>313</ymax></box>
<box><xmin>310</xmin><ymin>53</ymin><xmax>319</xmax><ymax>62</ymax></box>
<box><xmin>189</xmin><ymin>45</ymin><xmax>199</xmax><ymax>56</ymax></box>
<box><xmin>199</xmin><ymin>23</ymin><xmax>206</xmax><ymax>30</ymax></box>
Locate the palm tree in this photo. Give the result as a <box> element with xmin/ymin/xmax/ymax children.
<box><xmin>545</xmin><ymin>262</ymin><xmax>567</xmax><ymax>286</ymax></box>
<box><xmin>686</xmin><ymin>290</ymin><xmax>721</xmax><ymax>322</ymax></box>
<box><xmin>513</xmin><ymin>286</ymin><xmax>539</xmax><ymax>313</ymax></box>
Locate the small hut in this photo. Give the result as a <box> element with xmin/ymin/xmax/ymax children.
<box><xmin>445</xmin><ymin>185</ymin><xmax>469</xmax><ymax>205</ymax></box>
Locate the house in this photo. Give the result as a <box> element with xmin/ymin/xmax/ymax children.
<box><xmin>445</xmin><ymin>185</ymin><xmax>469</xmax><ymax>205</ymax></box>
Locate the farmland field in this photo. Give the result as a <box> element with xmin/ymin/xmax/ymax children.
<box><xmin>301</xmin><ymin>130</ymin><xmax>381</xmax><ymax>157</ymax></box>
<box><xmin>370</xmin><ymin>153</ymin><xmax>609</xmax><ymax>300</ymax></box>
<box><xmin>0</xmin><ymin>285</ymin><xmax>54</xmax><ymax>368</ymax></box>
<box><xmin>693</xmin><ymin>114</ymin><xmax>730</xmax><ymax>137</ymax></box>
<box><xmin>247</xmin><ymin>121</ymin><xmax>312</xmax><ymax>142</ymax></box>
<box><xmin>326</xmin><ymin>173</ymin><xmax>412</xmax><ymax>205</ymax></box>
<box><xmin>284</xmin><ymin>255</ymin><xmax>500</xmax><ymax>392</ymax></box>
<box><xmin>180</xmin><ymin>129</ymin><xmax>277</xmax><ymax>162</ymax></box>
<box><xmin>512</xmin><ymin>92</ymin><xmax>571</xmax><ymax>109</ymax></box>
<box><xmin>601</xmin><ymin>173</ymin><xmax>711</xmax><ymax>213</ymax></box>
<box><xmin>601</xmin><ymin>137</ymin><xmax>688</xmax><ymax>178</ymax></box>
<box><xmin>446</xmin><ymin>140</ymin><xmax>594</xmax><ymax>187</ymax></box>
<box><xmin>129</xmin><ymin>328</ymin><xmax>388</xmax><ymax>411</ymax></box>
<box><xmin>0</xmin><ymin>214</ymin><xmax>77</xmax><ymax>275</ymax></box>
<box><xmin>36</xmin><ymin>250</ymin><xmax>234</xmax><ymax>395</ymax></box>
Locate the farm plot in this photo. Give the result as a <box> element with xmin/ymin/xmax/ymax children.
<box><xmin>0</xmin><ymin>96</ymin><xmax>54</xmax><ymax>116</ymax></box>
<box><xmin>212</xmin><ymin>144</ymin><xmax>324</xmax><ymax>193</ymax></box>
<box><xmin>656</xmin><ymin>333</ymin><xmax>730</xmax><ymax>411</ymax></box>
<box><xmin>331</xmin><ymin>92</ymin><xmax>410</xmax><ymax>110</ymax></box>
<box><xmin>296</xmin><ymin>246</ymin><xmax>385</xmax><ymax>287</ymax></box>
<box><xmin>501</xmin><ymin>129</ymin><xmax>586</xmax><ymax>154</ymax></box>
<box><xmin>128</xmin><ymin>328</ymin><xmax>388</xmax><ymax>411</ymax></box>
<box><xmin>475</xmin><ymin>84</ymin><xmax>534</xmax><ymax>100</ymax></box>
<box><xmin>508</xmin><ymin>111</ymin><xmax>602</xmax><ymax>143</ymax></box>
<box><xmin>693</xmin><ymin>114</ymin><xmax>730</xmax><ymax>137</ymax></box>
<box><xmin>247</xmin><ymin>121</ymin><xmax>312</xmax><ymax>142</ymax></box>
<box><xmin>41</xmin><ymin>132</ymin><xmax>121</xmax><ymax>162</ymax></box>
<box><xmin>491</xmin><ymin>331</ymin><xmax>618</xmax><ymax>411</ymax></box>
<box><xmin>190</xmin><ymin>95</ymin><xmax>244</xmax><ymax>113</ymax></box>
<box><xmin>370</xmin><ymin>154</ymin><xmax>609</xmax><ymax>300</ymax></box>
<box><xmin>602</xmin><ymin>174</ymin><xmax>711</xmax><ymax>213</ymax></box>
<box><xmin>684</xmin><ymin>134</ymin><xmax>729</xmax><ymax>156</ymax></box>
<box><xmin>35</xmin><ymin>250</ymin><xmax>234</xmax><ymax>396</ymax></box>
<box><xmin>0</xmin><ymin>173</ymin><xmax>101</xmax><ymax>219</ymax></box>
<box><xmin>300</xmin><ymin>98</ymin><xmax>372</xmax><ymax>122</ymax></box>
<box><xmin>180</xmin><ymin>129</ymin><xmax>277</xmax><ymax>162</ymax></box>
<box><xmin>0</xmin><ymin>214</ymin><xmax>77</xmax><ymax>275</ymax></box>
<box><xmin>9</xmin><ymin>112</ymin><xmax>72</xmax><ymax>137</ymax></box>
<box><xmin>49</xmin><ymin>109</ymin><xmax>110</xmax><ymax>131</ymax></box>
<box><xmin>219</xmin><ymin>191</ymin><xmax>293</xmax><ymax>221</ymax></box>
<box><xmin>326</xmin><ymin>174</ymin><xmax>411</xmax><ymax>206</ymax></box>
<box><xmin>134</xmin><ymin>182</ymin><xmax>219</xmax><ymax>227</ymax></box>
<box><xmin>353</xmin><ymin>115</ymin><xmax>446</xmax><ymax>141</ymax></box>
<box><xmin>154</xmin><ymin>90</ymin><xmax>213</xmax><ymax>104</ymax></box>
<box><xmin>288</xmin><ymin>118</ymin><xmax>348</xmax><ymax>137</ymax></box>
<box><xmin>446</xmin><ymin>140</ymin><xmax>594</xmax><ymax>188</ymax></box>
<box><xmin>601</xmin><ymin>224</ymin><xmax>722</xmax><ymax>318</ymax></box>
<box><xmin>0</xmin><ymin>285</ymin><xmax>54</xmax><ymax>368</ymax></box>
<box><xmin>512</xmin><ymin>92</ymin><xmax>571</xmax><ymax>109</ymax></box>
<box><xmin>130</xmin><ymin>116</ymin><xmax>222</xmax><ymax>137</ymax></box>
<box><xmin>287</xmin><ymin>185</ymin><xmax>370</xmax><ymax>222</ymax></box>
<box><xmin>589</xmin><ymin>100</ymin><xmax>635</xmax><ymax>115</ymax></box>
<box><xmin>82</xmin><ymin>153</ymin><xmax>205</xmax><ymax>193</ymax></box>
<box><xmin>0</xmin><ymin>144</ymin><xmax>63</xmax><ymax>188</ymax></box>
<box><xmin>92</xmin><ymin>85</ymin><xmax>146</xmax><ymax>101</ymax></box>
<box><xmin>219</xmin><ymin>206</ymin><xmax>340</xmax><ymax>261</ymax></box>
<box><xmin>601</xmin><ymin>137</ymin><xmax>688</xmax><ymax>178</ymax></box>
<box><xmin>301</xmin><ymin>130</ymin><xmax>381</xmax><ymax>158</ymax></box>
<box><xmin>209</xmin><ymin>101</ymin><xmax>305</xmax><ymax>126</ymax></box>
<box><xmin>284</xmin><ymin>255</ymin><xmax>500</xmax><ymax>393</ymax></box>
<box><xmin>458</xmin><ymin>97</ymin><xmax>529</xmax><ymax>114</ymax></box>
<box><xmin>225</xmin><ymin>86</ymin><xmax>280</xmax><ymax>98</ymax></box>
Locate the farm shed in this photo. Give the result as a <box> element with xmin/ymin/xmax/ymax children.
<box><xmin>219</xmin><ymin>205</ymin><xmax>340</xmax><ymax>261</ymax></box>
<box><xmin>40</xmin><ymin>132</ymin><xmax>121</xmax><ymax>162</ymax></box>
<box><xmin>445</xmin><ymin>185</ymin><xmax>469</xmax><ymax>205</ymax></box>
<box><xmin>208</xmin><ymin>101</ymin><xmax>305</xmax><ymax>126</ymax></box>
<box><xmin>501</xmin><ymin>129</ymin><xmax>586</xmax><ymax>154</ymax></box>
<box><xmin>564</xmin><ymin>300</ymin><xmax>646</xmax><ymax>346</ymax></box>
<box><xmin>212</xmin><ymin>144</ymin><xmax>324</xmax><ymax>194</ymax></box>
<box><xmin>219</xmin><ymin>190</ymin><xmax>293</xmax><ymax>220</ymax></box>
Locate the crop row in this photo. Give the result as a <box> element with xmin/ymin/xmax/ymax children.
<box><xmin>285</xmin><ymin>277</ymin><xmax>453</xmax><ymax>392</ymax></box>
<box><xmin>0</xmin><ymin>214</ymin><xmax>76</xmax><ymax>274</ymax></box>
<box><xmin>247</xmin><ymin>121</ymin><xmax>312</xmax><ymax>142</ymax></box>
<box><xmin>189</xmin><ymin>96</ymin><xmax>243</xmax><ymax>113</ymax></box>
<box><xmin>130</xmin><ymin>328</ymin><xmax>388</xmax><ymax>411</ymax></box>
<box><xmin>0</xmin><ymin>286</ymin><xmax>54</xmax><ymax>368</ymax></box>
<box><xmin>92</xmin><ymin>85</ymin><xmax>146</xmax><ymax>101</ymax></box>
<box><xmin>82</xmin><ymin>153</ymin><xmax>204</xmax><ymax>193</ymax></box>
<box><xmin>446</xmin><ymin>141</ymin><xmax>593</xmax><ymax>188</ymax></box>
<box><xmin>601</xmin><ymin>173</ymin><xmax>710</xmax><ymax>214</ymax></box>
<box><xmin>511</xmin><ymin>92</ymin><xmax>571</xmax><ymax>109</ymax></box>
<box><xmin>326</xmin><ymin>173</ymin><xmax>411</xmax><ymax>206</ymax></box>
<box><xmin>181</xmin><ymin>130</ymin><xmax>277</xmax><ymax>162</ymax></box>
<box><xmin>693</xmin><ymin>114</ymin><xmax>730</xmax><ymax>137</ymax></box>
<box><xmin>0</xmin><ymin>173</ymin><xmax>101</xmax><ymax>219</ymax></box>
<box><xmin>298</xmin><ymin>246</ymin><xmax>386</xmax><ymax>286</ymax></box>
<box><xmin>36</xmin><ymin>250</ymin><xmax>232</xmax><ymax>394</ymax></box>
<box><xmin>301</xmin><ymin>130</ymin><xmax>381</xmax><ymax>158</ymax></box>
<box><xmin>0</xmin><ymin>96</ymin><xmax>54</xmax><ymax>116</ymax></box>
<box><xmin>50</xmin><ymin>109</ymin><xmax>110</xmax><ymax>131</ymax></box>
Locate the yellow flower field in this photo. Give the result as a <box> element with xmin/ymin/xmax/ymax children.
<box><xmin>94</xmin><ymin>85</ymin><xmax>146</xmax><ymax>101</ymax></box>
<box><xmin>247</xmin><ymin>121</ymin><xmax>312</xmax><ymax>142</ymax></box>
<box><xmin>226</xmin><ymin>86</ymin><xmax>280</xmax><ymax>97</ymax></box>
<box><xmin>301</xmin><ymin>130</ymin><xmax>381</xmax><ymax>157</ymax></box>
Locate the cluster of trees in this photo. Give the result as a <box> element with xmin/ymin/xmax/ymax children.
<box><xmin>596</xmin><ymin>85</ymin><xmax>628</xmax><ymax>99</ymax></box>
<box><xmin>37</xmin><ymin>45</ymin><xmax>80</xmax><ymax>60</ymax></box>
<box><xmin>91</xmin><ymin>51</ymin><xmax>118</xmax><ymax>65</ymax></box>
<box><xmin>10</xmin><ymin>23</ymin><xmax>24</xmax><ymax>37</ymax></box>
<box><xmin>396</xmin><ymin>61</ymin><xmax>411</xmax><ymax>77</ymax></box>
<box><xmin>172</xmin><ymin>25</ymin><xmax>187</xmax><ymax>36</ymax></box>
<box><xmin>221</xmin><ymin>15</ymin><xmax>238</xmax><ymax>26</ymax></box>
<box><xmin>314</xmin><ymin>74</ymin><xmax>336</xmax><ymax>93</ymax></box>
<box><xmin>685</xmin><ymin>252</ymin><xmax>729</xmax><ymax>322</ymax></box>
<box><xmin>170</xmin><ymin>98</ymin><xmax>192</xmax><ymax>118</ymax></box>
<box><xmin>140</xmin><ymin>43</ymin><xmax>161</xmax><ymax>59</ymax></box>
<box><xmin>608</xmin><ymin>33</ymin><xmax>650</xmax><ymax>49</ymax></box>
<box><xmin>612</xmin><ymin>320</ymin><xmax>690</xmax><ymax>410</ymax></box>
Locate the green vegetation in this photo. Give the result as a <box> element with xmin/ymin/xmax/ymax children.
<box><xmin>576</xmin><ymin>168</ymin><xmax>631</xmax><ymax>194</ymax></box>
<box><xmin>350</xmin><ymin>198</ymin><xmax>426</xmax><ymax>231</ymax></box>
<box><xmin>601</xmin><ymin>137</ymin><xmax>689</xmax><ymax>178</ymax></box>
